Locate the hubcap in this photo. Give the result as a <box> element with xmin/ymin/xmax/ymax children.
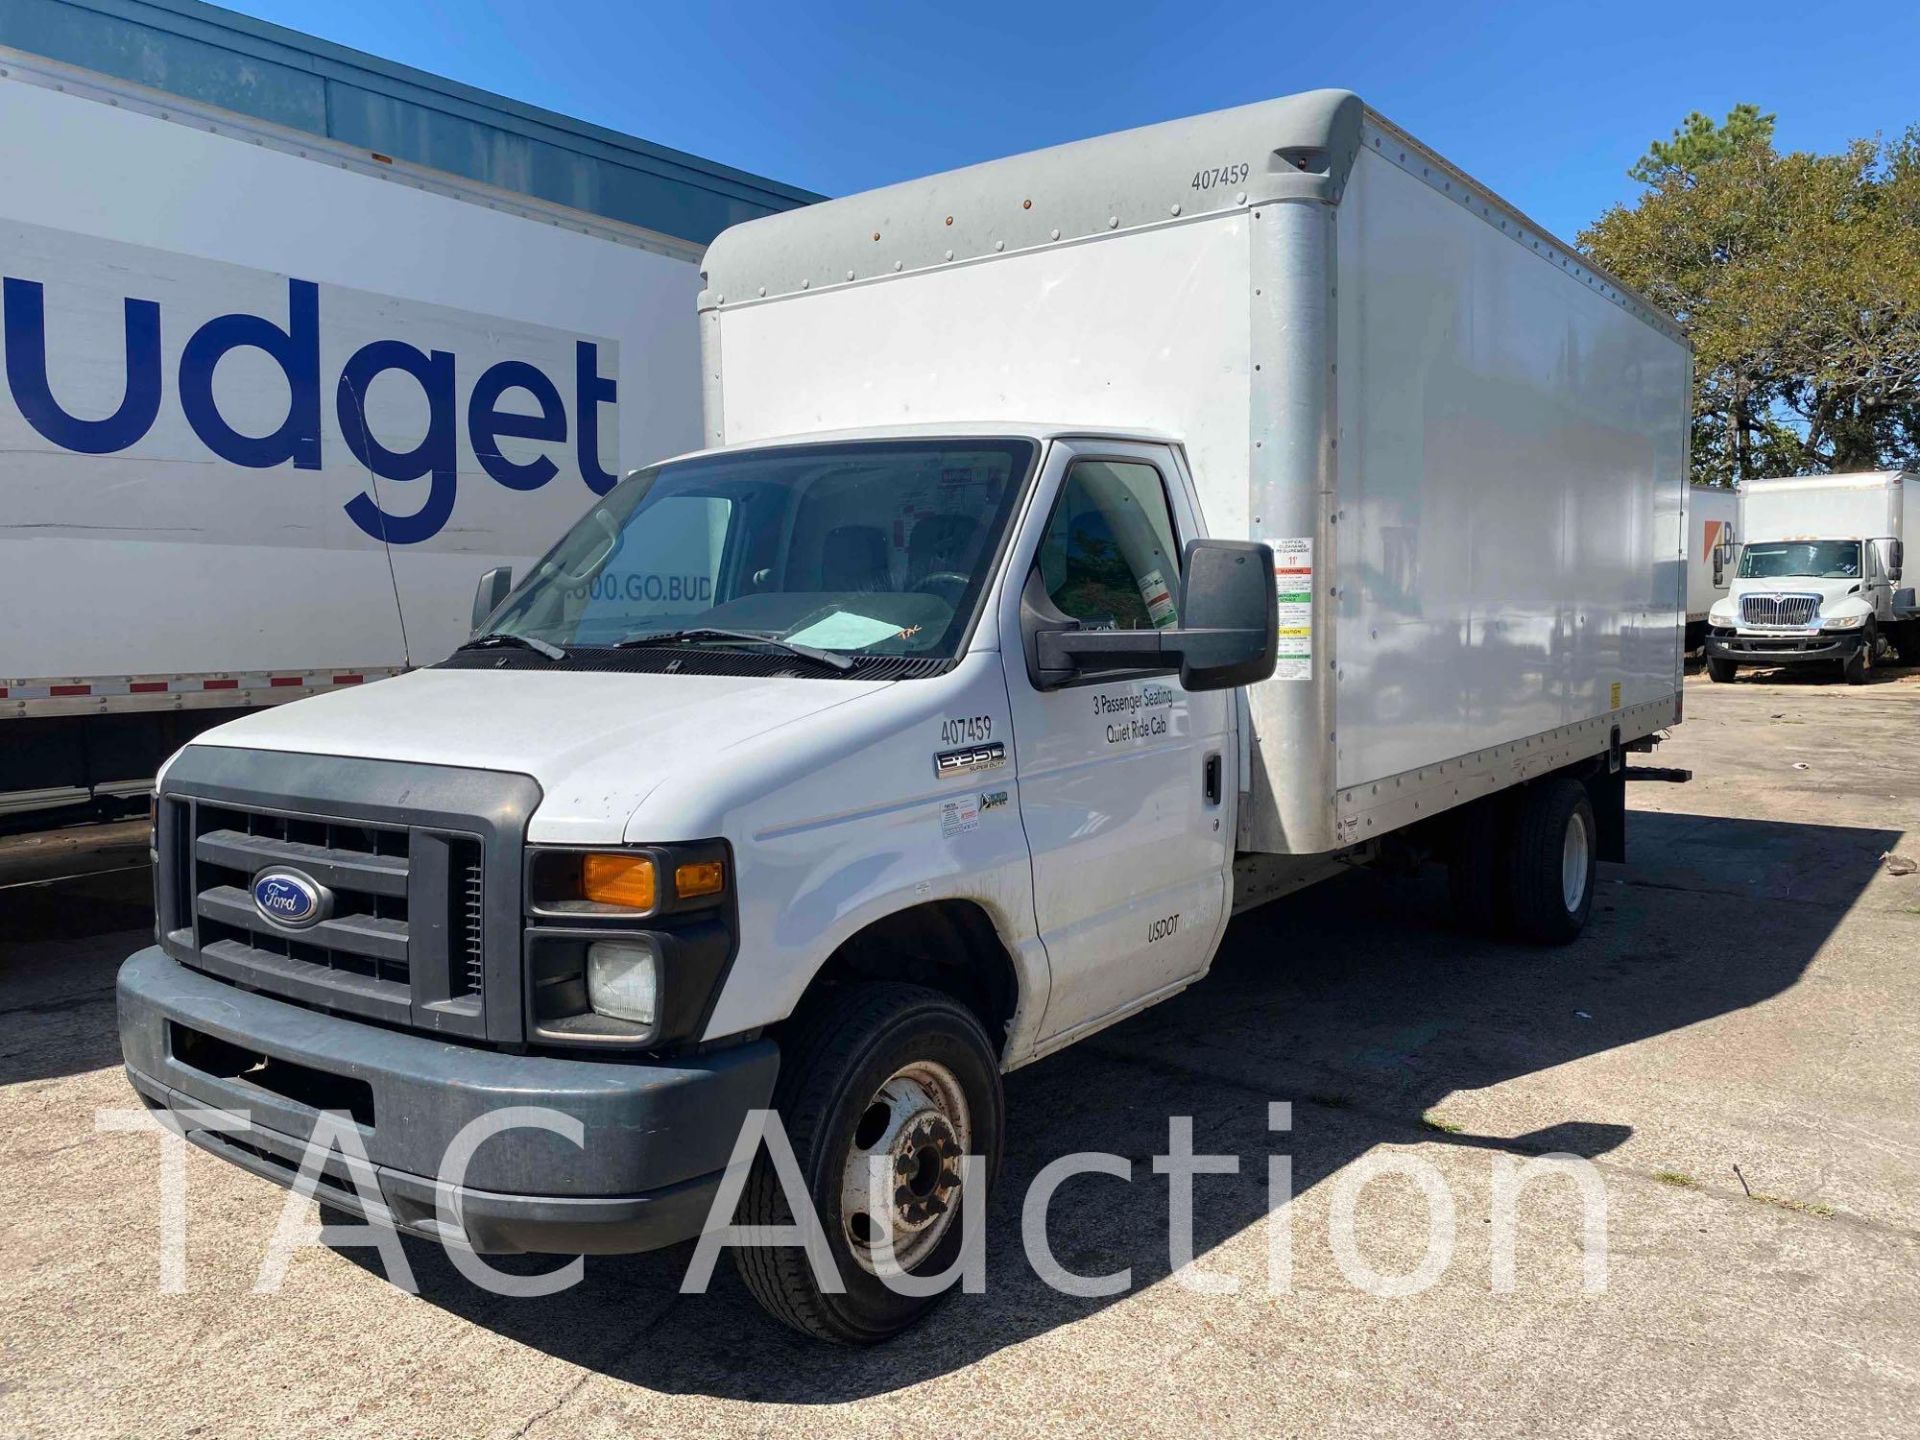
<box><xmin>1561</xmin><ymin>810</ymin><xmax>1591</xmax><ymax>913</ymax></box>
<box><xmin>839</xmin><ymin>1060</ymin><xmax>970</xmax><ymax>1274</ymax></box>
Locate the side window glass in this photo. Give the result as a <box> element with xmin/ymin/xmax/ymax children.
<box><xmin>1038</xmin><ymin>460</ymin><xmax>1181</xmax><ymax>631</ymax></box>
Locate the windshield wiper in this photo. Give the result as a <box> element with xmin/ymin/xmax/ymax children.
<box><xmin>610</xmin><ymin>626</ymin><xmax>854</xmax><ymax>672</ymax></box>
<box><xmin>455</xmin><ymin>633</ymin><xmax>568</xmax><ymax>661</ymax></box>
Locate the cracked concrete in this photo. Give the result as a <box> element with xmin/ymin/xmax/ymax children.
<box><xmin>2</xmin><ymin>671</ymin><xmax>1917</xmax><ymax>1438</ymax></box>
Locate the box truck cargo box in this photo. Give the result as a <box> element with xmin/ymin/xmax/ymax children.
<box><xmin>698</xmin><ymin>89</ymin><xmax>1691</xmax><ymax>854</ymax></box>
<box><xmin>120</xmin><ymin>89</ymin><xmax>1691</xmax><ymax>1343</ymax></box>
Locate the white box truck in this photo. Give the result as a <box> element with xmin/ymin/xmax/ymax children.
<box><xmin>1706</xmin><ymin>472</ymin><xmax>1917</xmax><ymax>683</ymax></box>
<box><xmin>118</xmin><ymin>90</ymin><xmax>1690</xmax><ymax>1342</ymax></box>
<box><xmin>1686</xmin><ymin>483</ymin><xmax>1737</xmax><ymax>652</ymax></box>
<box><xmin>0</xmin><ymin>9</ymin><xmax>811</xmax><ymax>838</ymax></box>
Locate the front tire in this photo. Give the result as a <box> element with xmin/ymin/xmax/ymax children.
<box><xmin>1842</xmin><ymin>633</ymin><xmax>1872</xmax><ymax>685</ymax></box>
<box><xmin>1504</xmin><ymin>778</ymin><xmax>1597</xmax><ymax>945</ymax></box>
<box><xmin>733</xmin><ymin>983</ymin><xmax>1004</xmax><ymax>1344</ymax></box>
<box><xmin>1706</xmin><ymin>655</ymin><xmax>1738</xmax><ymax>683</ymax></box>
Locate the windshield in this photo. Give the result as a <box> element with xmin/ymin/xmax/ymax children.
<box><xmin>482</xmin><ymin>438</ymin><xmax>1037</xmax><ymax>662</ymax></box>
<box><xmin>1736</xmin><ymin>540</ymin><xmax>1861</xmax><ymax>580</ymax></box>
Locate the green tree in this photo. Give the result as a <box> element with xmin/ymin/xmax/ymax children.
<box><xmin>1582</xmin><ymin>108</ymin><xmax>1920</xmax><ymax>485</ymax></box>
<box><xmin>1628</xmin><ymin>104</ymin><xmax>1776</xmax><ymax>184</ymax></box>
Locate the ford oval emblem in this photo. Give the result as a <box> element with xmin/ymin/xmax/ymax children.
<box><xmin>251</xmin><ymin>868</ymin><xmax>330</xmax><ymax>929</ymax></box>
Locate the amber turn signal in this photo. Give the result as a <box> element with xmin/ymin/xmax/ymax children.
<box><xmin>580</xmin><ymin>853</ymin><xmax>656</xmax><ymax>910</ymax></box>
<box><xmin>674</xmin><ymin>859</ymin><xmax>726</xmax><ymax>899</ymax></box>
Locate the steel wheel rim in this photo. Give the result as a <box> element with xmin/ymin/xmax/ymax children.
<box><xmin>840</xmin><ymin>1059</ymin><xmax>971</xmax><ymax>1275</ymax></box>
<box><xmin>1562</xmin><ymin>810</ymin><xmax>1591</xmax><ymax>913</ymax></box>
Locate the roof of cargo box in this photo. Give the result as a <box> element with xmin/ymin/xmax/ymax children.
<box><xmin>0</xmin><ymin>0</ymin><xmax>819</xmax><ymax>252</ymax></box>
<box><xmin>1741</xmin><ymin>472</ymin><xmax>1912</xmax><ymax>493</ymax></box>
<box><xmin>700</xmin><ymin>88</ymin><xmax>1682</xmax><ymax>343</ymax></box>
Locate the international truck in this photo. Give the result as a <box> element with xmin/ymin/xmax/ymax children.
<box><xmin>1686</xmin><ymin>484</ymin><xmax>1737</xmax><ymax>653</ymax></box>
<box><xmin>118</xmin><ymin>89</ymin><xmax>1690</xmax><ymax>1343</ymax></box>
<box><xmin>1706</xmin><ymin>472</ymin><xmax>1917</xmax><ymax>684</ymax></box>
<box><xmin>0</xmin><ymin>2</ymin><xmax>811</xmax><ymax>840</ymax></box>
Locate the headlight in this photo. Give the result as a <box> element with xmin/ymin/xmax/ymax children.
<box><xmin>587</xmin><ymin>939</ymin><xmax>659</xmax><ymax>1025</ymax></box>
<box><xmin>1822</xmin><ymin>612</ymin><xmax>1868</xmax><ymax>630</ymax></box>
<box><xmin>523</xmin><ymin>840</ymin><xmax>734</xmax><ymax>1050</ymax></box>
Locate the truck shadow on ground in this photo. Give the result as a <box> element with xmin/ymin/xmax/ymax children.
<box><xmin>331</xmin><ymin>806</ymin><xmax>1896</xmax><ymax>1401</ymax></box>
<box><xmin>0</xmin><ymin>868</ymin><xmax>152</xmax><ymax>1085</ymax></box>
<box><xmin>1722</xmin><ymin>663</ymin><xmax>1916</xmax><ymax>687</ymax></box>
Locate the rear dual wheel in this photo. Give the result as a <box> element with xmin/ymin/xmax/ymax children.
<box><xmin>1448</xmin><ymin>777</ymin><xmax>1596</xmax><ymax>945</ymax></box>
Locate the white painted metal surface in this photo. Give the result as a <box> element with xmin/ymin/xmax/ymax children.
<box><xmin>990</xmin><ymin>439</ymin><xmax>1232</xmax><ymax>1043</ymax></box>
<box><xmin>1328</xmin><ymin>143</ymin><xmax>1690</xmax><ymax>797</ymax></box>
<box><xmin>0</xmin><ymin>59</ymin><xmax>704</xmax><ymax>703</ymax></box>
<box><xmin>1738</xmin><ymin>472</ymin><xmax>1913</xmax><ymax>548</ymax></box>
<box><xmin>1687</xmin><ymin>485</ymin><xmax>1737</xmax><ymax>623</ymax></box>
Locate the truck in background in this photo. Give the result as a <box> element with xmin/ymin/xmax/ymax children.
<box><xmin>1706</xmin><ymin>472</ymin><xmax>1917</xmax><ymax>684</ymax></box>
<box><xmin>1686</xmin><ymin>484</ymin><xmax>1737</xmax><ymax>654</ymax></box>
<box><xmin>118</xmin><ymin>90</ymin><xmax>1689</xmax><ymax>1342</ymax></box>
<box><xmin>0</xmin><ymin>0</ymin><xmax>813</xmax><ymax>839</ymax></box>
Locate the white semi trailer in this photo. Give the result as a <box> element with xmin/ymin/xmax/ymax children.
<box><xmin>119</xmin><ymin>90</ymin><xmax>1690</xmax><ymax>1342</ymax></box>
<box><xmin>1707</xmin><ymin>472</ymin><xmax>1917</xmax><ymax>683</ymax></box>
<box><xmin>0</xmin><ymin>4</ymin><xmax>811</xmax><ymax>836</ymax></box>
<box><xmin>1686</xmin><ymin>484</ymin><xmax>1737</xmax><ymax>653</ymax></box>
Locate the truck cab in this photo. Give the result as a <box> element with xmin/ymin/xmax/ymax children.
<box><xmin>1706</xmin><ymin>472</ymin><xmax>1917</xmax><ymax>683</ymax></box>
<box><xmin>118</xmin><ymin>424</ymin><xmax>1280</xmax><ymax>1341</ymax></box>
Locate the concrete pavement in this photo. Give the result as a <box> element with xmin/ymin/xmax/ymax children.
<box><xmin>3</xmin><ymin>672</ymin><xmax>1916</xmax><ymax>1438</ymax></box>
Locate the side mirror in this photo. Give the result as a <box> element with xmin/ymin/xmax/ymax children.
<box><xmin>1026</xmin><ymin>539</ymin><xmax>1278</xmax><ymax>691</ymax></box>
<box><xmin>471</xmin><ymin>565</ymin><xmax>513</xmax><ymax>632</ymax></box>
<box><xmin>1889</xmin><ymin>538</ymin><xmax>1904</xmax><ymax>583</ymax></box>
<box><xmin>1712</xmin><ymin>552</ymin><xmax>1724</xmax><ymax>587</ymax></box>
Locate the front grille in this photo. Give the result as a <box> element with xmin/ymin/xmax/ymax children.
<box><xmin>154</xmin><ymin>747</ymin><xmax>539</xmax><ymax>1045</ymax></box>
<box><xmin>192</xmin><ymin>803</ymin><xmax>414</xmax><ymax>1002</ymax></box>
<box><xmin>1741</xmin><ymin>594</ymin><xmax>1820</xmax><ymax>627</ymax></box>
<box><xmin>166</xmin><ymin>809</ymin><xmax>493</xmax><ymax>1035</ymax></box>
<box><xmin>451</xmin><ymin>837</ymin><xmax>486</xmax><ymax>998</ymax></box>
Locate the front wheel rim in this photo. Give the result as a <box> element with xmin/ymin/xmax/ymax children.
<box><xmin>839</xmin><ymin>1060</ymin><xmax>971</xmax><ymax>1275</ymax></box>
<box><xmin>1561</xmin><ymin>810</ymin><xmax>1591</xmax><ymax>913</ymax></box>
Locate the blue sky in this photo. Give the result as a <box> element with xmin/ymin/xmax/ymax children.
<box><xmin>226</xmin><ymin>0</ymin><xmax>1914</xmax><ymax>243</ymax></box>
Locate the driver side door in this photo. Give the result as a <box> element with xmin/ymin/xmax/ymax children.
<box><xmin>996</xmin><ymin>440</ymin><xmax>1233</xmax><ymax>1047</ymax></box>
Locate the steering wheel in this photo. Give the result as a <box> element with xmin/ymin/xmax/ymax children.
<box><xmin>909</xmin><ymin>571</ymin><xmax>971</xmax><ymax>608</ymax></box>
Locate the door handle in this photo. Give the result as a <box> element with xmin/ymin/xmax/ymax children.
<box><xmin>1203</xmin><ymin>752</ymin><xmax>1223</xmax><ymax>806</ymax></box>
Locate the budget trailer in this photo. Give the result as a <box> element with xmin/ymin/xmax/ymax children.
<box><xmin>0</xmin><ymin>0</ymin><xmax>813</xmax><ymax>838</ymax></box>
<box><xmin>118</xmin><ymin>89</ymin><xmax>1690</xmax><ymax>1343</ymax></box>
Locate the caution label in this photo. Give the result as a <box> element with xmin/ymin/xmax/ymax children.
<box><xmin>1267</xmin><ymin>537</ymin><xmax>1313</xmax><ymax>681</ymax></box>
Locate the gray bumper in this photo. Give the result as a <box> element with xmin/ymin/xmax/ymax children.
<box><xmin>117</xmin><ymin>947</ymin><xmax>778</xmax><ymax>1254</ymax></box>
<box><xmin>1706</xmin><ymin>629</ymin><xmax>1864</xmax><ymax>665</ymax></box>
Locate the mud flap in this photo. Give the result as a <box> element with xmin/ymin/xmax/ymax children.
<box><xmin>1586</xmin><ymin>763</ymin><xmax>1627</xmax><ymax>864</ymax></box>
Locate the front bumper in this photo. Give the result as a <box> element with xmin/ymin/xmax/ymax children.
<box><xmin>1706</xmin><ymin>628</ymin><xmax>1865</xmax><ymax>665</ymax></box>
<box><xmin>117</xmin><ymin>947</ymin><xmax>778</xmax><ymax>1254</ymax></box>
